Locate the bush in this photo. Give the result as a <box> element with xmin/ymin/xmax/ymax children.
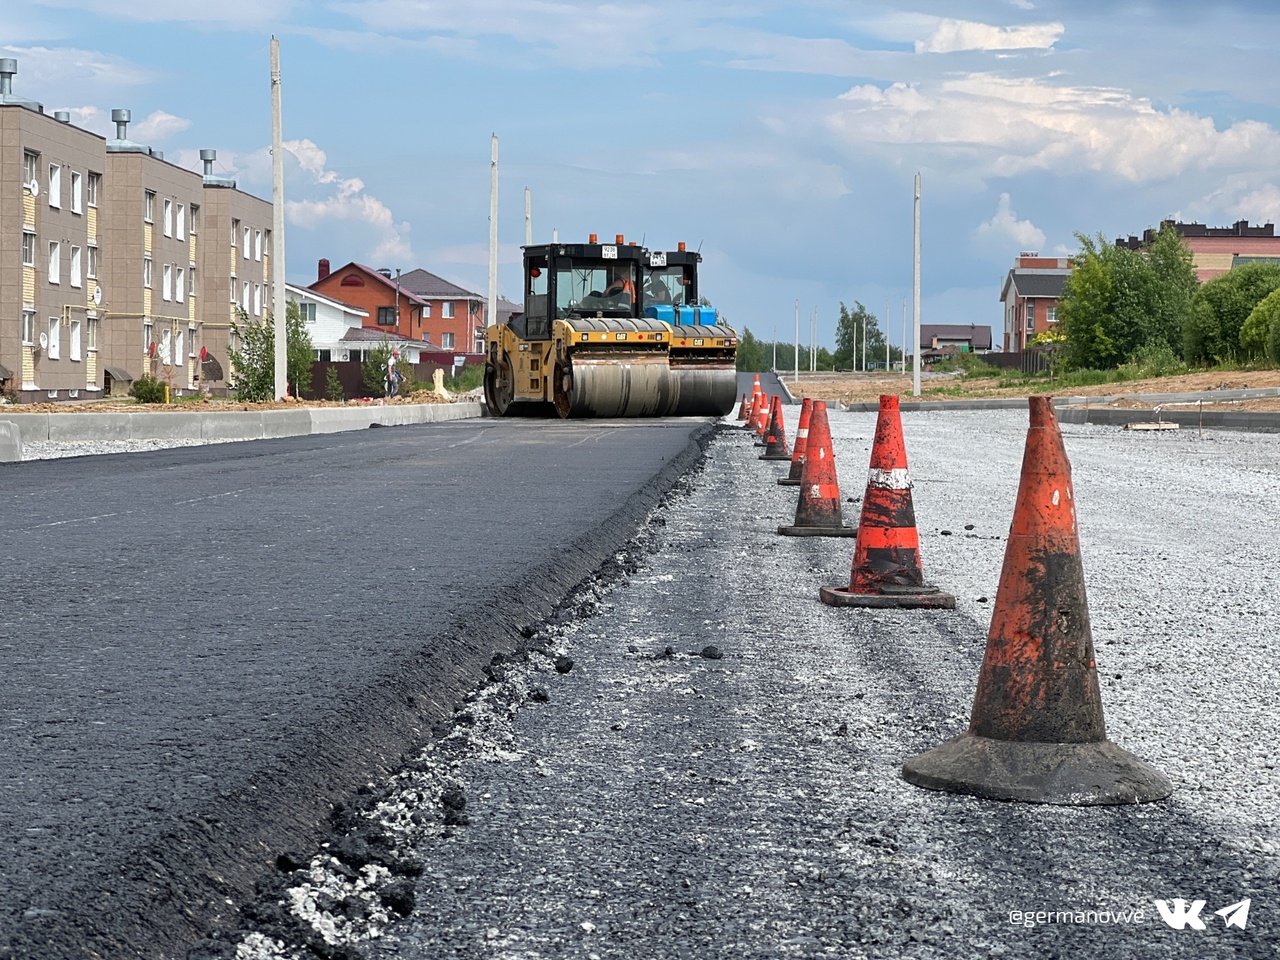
<box><xmin>325</xmin><ymin>367</ymin><xmax>345</xmax><ymax>401</ymax></box>
<box><xmin>931</xmin><ymin>352</ymin><xmax>1000</xmax><ymax>377</ymax></box>
<box><xmin>130</xmin><ymin>375</ymin><xmax>167</xmax><ymax>403</ymax></box>
<box><xmin>444</xmin><ymin>363</ymin><xmax>485</xmax><ymax>393</ymax></box>
<box><xmin>1123</xmin><ymin>340</ymin><xmax>1188</xmax><ymax>379</ymax></box>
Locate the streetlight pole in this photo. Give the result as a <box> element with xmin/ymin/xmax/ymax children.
<box><xmin>913</xmin><ymin>172</ymin><xmax>921</xmax><ymax>397</ymax></box>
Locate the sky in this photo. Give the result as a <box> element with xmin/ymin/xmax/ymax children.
<box><xmin>6</xmin><ymin>1</ymin><xmax>1280</xmax><ymax>352</ymax></box>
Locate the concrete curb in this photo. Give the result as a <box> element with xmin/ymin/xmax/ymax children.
<box><xmin>0</xmin><ymin>421</ymin><xmax>20</xmax><ymax>463</ymax></box>
<box><xmin>0</xmin><ymin>401</ymin><xmax>487</xmax><ymax>455</ymax></box>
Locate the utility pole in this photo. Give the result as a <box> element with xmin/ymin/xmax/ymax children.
<box><xmin>902</xmin><ymin>299</ymin><xmax>907</xmax><ymax>374</ymax></box>
<box><xmin>270</xmin><ymin>37</ymin><xmax>287</xmax><ymax>399</ymax></box>
<box><xmin>886</xmin><ymin>300</ymin><xmax>891</xmax><ymax>371</ymax></box>
<box><xmin>794</xmin><ymin>299</ymin><xmax>799</xmax><ymax>382</ymax></box>
<box><xmin>913</xmin><ymin>172</ymin><xmax>921</xmax><ymax>397</ymax></box>
<box><xmin>487</xmin><ymin>135</ymin><xmax>498</xmax><ymax>333</ymax></box>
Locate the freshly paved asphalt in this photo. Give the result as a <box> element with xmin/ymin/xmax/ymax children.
<box><xmin>0</xmin><ymin>416</ymin><xmax>716</xmax><ymax>960</ymax></box>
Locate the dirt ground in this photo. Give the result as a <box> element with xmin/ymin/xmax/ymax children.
<box><xmin>4</xmin><ymin>388</ymin><xmax>462</xmax><ymax>415</ymax></box>
<box><xmin>782</xmin><ymin>369</ymin><xmax>1280</xmax><ymax>412</ymax></box>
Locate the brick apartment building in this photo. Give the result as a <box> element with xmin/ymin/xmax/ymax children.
<box><xmin>1116</xmin><ymin>220</ymin><xmax>1280</xmax><ymax>282</ymax></box>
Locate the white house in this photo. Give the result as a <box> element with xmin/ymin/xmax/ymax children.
<box><xmin>286</xmin><ymin>283</ymin><xmax>368</xmax><ymax>361</ymax></box>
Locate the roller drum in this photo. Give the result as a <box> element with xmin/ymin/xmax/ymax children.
<box><xmin>669</xmin><ymin>365</ymin><xmax>738</xmax><ymax>416</ymax></box>
<box><xmin>554</xmin><ymin>357</ymin><xmax>679</xmax><ymax>418</ymax></box>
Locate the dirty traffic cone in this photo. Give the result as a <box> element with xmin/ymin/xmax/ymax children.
<box><xmin>753</xmin><ymin>394</ymin><xmax>772</xmax><ymax>438</ymax></box>
<box><xmin>744</xmin><ymin>390</ymin><xmax>765</xmax><ymax>431</ymax></box>
<box><xmin>778</xmin><ymin>398</ymin><xmax>812</xmax><ymax>486</ymax></box>
<box><xmin>759</xmin><ymin>396</ymin><xmax>791</xmax><ymax>461</ymax></box>
<box><xmin>777</xmin><ymin>401</ymin><xmax>855</xmax><ymax>537</ymax></box>
<box><xmin>736</xmin><ymin>392</ymin><xmax>750</xmax><ymax>421</ymax></box>
<box><xmin>820</xmin><ymin>395</ymin><xmax>954</xmax><ymax>608</ymax></box>
<box><xmin>901</xmin><ymin>397</ymin><xmax>1172</xmax><ymax>804</ymax></box>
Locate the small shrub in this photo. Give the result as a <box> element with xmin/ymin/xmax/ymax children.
<box><xmin>325</xmin><ymin>367</ymin><xmax>345</xmax><ymax>402</ymax></box>
<box><xmin>130</xmin><ymin>375</ymin><xmax>167</xmax><ymax>404</ymax></box>
<box><xmin>930</xmin><ymin>352</ymin><xmax>1000</xmax><ymax>377</ymax></box>
<box><xmin>1124</xmin><ymin>341</ymin><xmax>1188</xmax><ymax>379</ymax></box>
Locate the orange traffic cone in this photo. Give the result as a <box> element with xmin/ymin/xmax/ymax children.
<box><xmin>820</xmin><ymin>395</ymin><xmax>954</xmax><ymax>608</ymax></box>
<box><xmin>778</xmin><ymin>398</ymin><xmax>812</xmax><ymax>486</ymax></box>
<box><xmin>743</xmin><ymin>390</ymin><xmax>765</xmax><ymax>431</ymax></box>
<box><xmin>902</xmin><ymin>398</ymin><xmax>1172</xmax><ymax>803</ymax></box>
<box><xmin>736</xmin><ymin>392</ymin><xmax>750</xmax><ymax>421</ymax></box>
<box><xmin>777</xmin><ymin>401</ymin><xmax>855</xmax><ymax>537</ymax></box>
<box><xmin>759</xmin><ymin>396</ymin><xmax>791</xmax><ymax>461</ymax></box>
<box><xmin>753</xmin><ymin>394</ymin><xmax>772</xmax><ymax>438</ymax></box>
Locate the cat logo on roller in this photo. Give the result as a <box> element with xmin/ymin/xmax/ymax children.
<box><xmin>483</xmin><ymin>234</ymin><xmax>738</xmax><ymax>418</ymax></box>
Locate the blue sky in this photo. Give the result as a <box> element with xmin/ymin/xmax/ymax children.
<box><xmin>6</xmin><ymin>1</ymin><xmax>1280</xmax><ymax>351</ymax></box>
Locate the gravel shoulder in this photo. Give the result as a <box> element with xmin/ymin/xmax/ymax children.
<box><xmin>237</xmin><ymin>409</ymin><xmax>1280</xmax><ymax>960</ymax></box>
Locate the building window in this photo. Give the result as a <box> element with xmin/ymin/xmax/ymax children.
<box><xmin>70</xmin><ymin>319</ymin><xmax>82</xmax><ymax>361</ymax></box>
<box><xmin>377</xmin><ymin>306</ymin><xmax>396</xmax><ymax>326</ymax></box>
<box><xmin>144</xmin><ymin>320</ymin><xmax>153</xmax><ymax>354</ymax></box>
<box><xmin>87</xmin><ymin>244</ymin><xmax>98</xmax><ymax>279</ymax></box>
<box><xmin>1026</xmin><ymin>301</ymin><xmax>1036</xmax><ymax>332</ymax></box>
<box><xmin>48</xmin><ymin>164</ymin><xmax>61</xmax><ymax>208</ymax></box>
<box><xmin>163</xmin><ymin>263</ymin><xmax>173</xmax><ymax>301</ymax></box>
<box><xmin>253</xmin><ymin>283</ymin><xmax>262</xmax><ymax>316</ymax></box>
<box><xmin>87</xmin><ymin>316</ymin><xmax>98</xmax><ymax>352</ymax></box>
<box><xmin>23</xmin><ymin>150</ymin><xmax>38</xmax><ymax>187</ymax></box>
<box><xmin>188</xmin><ymin>323</ymin><xmax>196</xmax><ymax>358</ymax></box>
<box><xmin>442</xmin><ymin>301</ymin><xmax>455</xmax><ymax>319</ymax></box>
<box><xmin>22</xmin><ymin>231</ymin><xmax>35</xmax><ymax>267</ymax></box>
<box><xmin>145</xmin><ymin>190</ymin><xmax>154</xmax><ymax>223</ymax></box>
<box><xmin>22</xmin><ymin>310</ymin><xmax>35</xmax><ymax>345</ymax></box>
<box><xmin>254</xmin><ymin>229</ymin><xmax>262</xmax><ymax>261</ymax></box>
<box><xmin>71</xmin><ymin>171</ymin><xmax>82</xmax><ymax>214</ymax></box>
<box><xmin>176</xmin><ymin>267</ymin><xmax>185</xmax><ymax>303</ymax></box>
<box><xmin>144</xmin><ymin>256</ymin><xmax>153</xmax><ymax>288</ymax></box>
<box><xmin>298</xmin><ymin>302</ymin><xmax>316</xmax><ymax>324</ymax></box>
<box><xmin>87</xmin><ymin>172</ymin><xmax>100</xmax><ymax>207</ymax></box>
<box><xmin>177</xmin><ymin>203</ymin><xmax>186</xmax><ymax>240</ymax></box>
<box><xmin>47</xmin><ymin>317</ymin><xmax>61</xmax><ymax>359</ymax></box>
<box><xmin>48</xmin><ymin>241</ymin><xmax>61</xmax><ymax>284</ymax></box>
<box><xmin>230</xmin><ymin>274</ymin><xmax>237</xmax><ymax>303</ymax></box>
<box><xmin>315</xmin><ymin>348</ymin><xmax>331</xmax><ymax>361</ymax></box>
<box><xmin>190</xmin><ymin>203</ymin><xmax>199</xmax><ymax>233</ymax></box>
<box><xmin>423</xmin><ymin>303</ymin><xmax>432</xmax><ymax>318</ymax></box>
<box><xmin>231</xmin><ymin>218</ymin><xmax>239</xmax><ymax>246</ymax></box>
<box><xmin>1046</xmin><ymin>306</ymin><xmax>1057</xmax><ymax>324</ymax></box>
<box><xmin>163</xmin><ymin>198</ymin><xmax>173</xmax><ymax>237</ymax></box>
<box><xmin>242</xmin><ymin>280</ymin><xmax>250</xmax><ymax>312</ymax></box>
<box><xmin>243</xmin><ymin>226</ymin><xmax>251</xmax><ymax>260</ymax></box>
<box><xmin>441</xmin><ymin>332</ymin><xmax>455</xmax><ymax>349</ymax></box>
<box><xmin>189</xmin><ymin>266</ymin><xmax>197</xmax><ymax>299</ymax></box>
<box><xmin>70</xmin><ymin>246</ymin><xmax>82</xmax><ymax>288</ymax></box>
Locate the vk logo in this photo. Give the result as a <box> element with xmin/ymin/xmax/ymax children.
<box><xmin>1155</xmin><ymin>897</ymin><xmax>1250</xmax><ymax>931</ymax></box>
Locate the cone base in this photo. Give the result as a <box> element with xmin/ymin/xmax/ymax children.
<box><xmin>759</xmin><ymin>453</ymin><xmax>791</xmax><ymax>461</ymax></box>
<box><xmin>777</xmin><ymin>525</ymin><xmax>857</xmax><ymax>538</ymax></box>
<box><xmin>819</xmin><ymin>584</ymin><xmax>955</xmax><ymax>609</ymax></box>
<box><xmin>902</xmin><ymin>733</ymin><xmax>1173</xmax><ymax>805</ymax></box>
<box><xmin>777</xmin><ymin>478</ymin><xmax>801</xmax><ymax>486</ymax></box>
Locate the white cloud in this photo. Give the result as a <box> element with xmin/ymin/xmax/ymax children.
<box><xmin>2</xmin><ymin>43</ymin><xmax>152</xmax><ymax>89</ymax></box>
<box><xmin>282</xmin><ymin>139</ymin><xmax>412</xmax><ymax>263</ymax></box>
<box><xmin>34</xmin><ymin>0</ymin><xmax>297</xmax><ymax>26</ymax></box>
<box><xmin>131</xmin><ymin>110</ymin><xmax>192</xmax><ymax>141</ymax></box>
<box><xmin>975</xmin><ymin>193</ymin><xmax>1045</xmax><ymax>251</ymax></box>
<box><xmin>1197</xmin><ymin>176</ymin><xmax>1280</xmax><ymax>226</ymax></box>
<box><xmin>916</xmin><ymin>18</ymin><xmax>1064</xmax><ymax>54</ymax></box>
<box><xmin>825</xmin><ymin>73</ymin><xmax>1280</xmax><ymax>184</ymax></box>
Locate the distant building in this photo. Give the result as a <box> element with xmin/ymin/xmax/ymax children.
<box><xmin>1116</xmin><ymin>220</ymin><xmax>1280</xmax><ymax>282</ymax></box>
<box><xmin>918</xmin><ymin>324</ymin><xmax>993</xmax><ymax>364</ymax></box>
<box><xmin>999</xmin><ymin>254</ymin><xmax>1072</xmax><ymax>352</ymax></box>
<box><xmin>286</xmin><ymin>283</ymin><xmax>369</xmax><ymax>361</ymax></box>
<box><xmin>396</xmin><ymin>268</ymin><xmax>487</xmax><ymax>355</ymax></box>
<box><xmin>309</xmin><ymin>260</ymin><xmax>428</xmax><ymax>344</ymax></box>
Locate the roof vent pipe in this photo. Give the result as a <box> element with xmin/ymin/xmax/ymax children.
<box><xmin>54</xmin><ymin>110</ymin><xmax>70</xmax><ymax>122</ymax></box>
<box><xmin>200</xmin><ymin>149</ymin><xmax>216</xmax><ymax>176</ymax></box>
<box><xmin>112</xmin><ymin>108</ymin><xmax>131</xmax><ymax>140</ymax></box>
<box><xmin>0</xmin><ymin>59</ymin><xmax>15</xmax><ymax>97</ymax></box>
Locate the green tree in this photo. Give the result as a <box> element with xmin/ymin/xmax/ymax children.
<box><xmin>735</xmin><ymin>328</ymin><xmax>768</xmax><ymax>371</ymax></box>
<box><xmin>1185</xmin><ymin>261</ymin><xmax>1280</xmax><ymax>363</ymax></box>
<box><xmin>325</xmin><ymin>367</ymin><xmax>345</xmax><ymax>401</ymax></box>
<box><xmin>834</xmin><ymin>301</ymin><xmax>881</xmax><ymax>370</ymax></box>
<box><xmin>1243</xmin><ymin>286</ymin><xmax>1280</xmax><ymax>362</ymax></box>
<box><xmin>1058</xmin><ymin>228</ymin><xmax>1197</xmax><ymax>371</ymax></box>
<box><xmin>227</xmin><ymin>302</ymin><xmax>315</xmax><ymax>401</ymax></box>
<box><xmin>362</xmin><ymin>339</ymin><xmax>395</xmax><ymax>397</ymax></box>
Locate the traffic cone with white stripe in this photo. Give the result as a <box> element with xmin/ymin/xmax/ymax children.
<box><xmin>759</xmin><ymin>396</ymin><xmax>791</xmax><ymax>461</ymax></box>
<box><xmin>777</xmin><ymin>401</ymin><xmax>855</xmax><ymax>537</ymax></box>
<box><xmin>778</xmin><ymin>398</ymin><xmax>812</xmax><ymax>486</ymax></box>
<box><xmin>901</xmin><ymin>397</ymin><xmax>1172</xmax><ymax>803</ymax></box>
<box><xmin>736</xmin><ymin>392</ymin><xmax>750</xmax><ymax>421</ymax></box>
<box><xmin>820</xmin><ymin>395</ymin><xmax>954</xmax><ymax>608</ymax></box>
<box><xmin>753</xmin><ymin>394</ymin><xmax>772</xmax><ymax>439</ymax></box>
<box><xmin>743</xmin><ymin>390</ymin><xmax>765</xmax><ymax>431</ymax></box>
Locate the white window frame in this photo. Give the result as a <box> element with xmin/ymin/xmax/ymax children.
<box><xmin>21</xmin><ymin>310</ymin><xmax>35</xmax><ymax>345</ymax></box>
<box><xmin>70</xmin><ymin>318</ymin><xmax>82</xmax><ymax>361</ymax></box>
<box><xmin>23</xmin><ymin>151</ymin><xmax>38</xmax><ymax>186</ymax></box>
<box><xmin>71</xmin><ymin>171</ymin><xmax>83</xmax><ymax>214</ymax></box>
<box><xmin>190</xmin><ymin>203</ymin><xmax>199</xmax><ymax>234</ymax></box>
<box><xmin>253</xmin><ymin>282</ymin><xmax>262</xmax><ymax>316</ymax></box>
<box><xmin>254</xmin><ymin>229</ymin><xmax>262</xmax><ymax>261</ymax></box>
<box><xmin>47</xmin><ymin>317</ymin><xmax>61</xmax><ymax>359</ymax></box>
<box><xmin>442</xmin><ymin>301</ymin><xmax>455</xmax><ymax>319</ymax></box>
<box><xmin>163</xmin><ymin>198</ymin><xmax>173</xmax><ymax>238</ymax></box>
<box><xmin>441</xmin><ymin>332</ymin><xmax>455</xmax><ymax>350</ymax></box>
<box><xmin>242</xmin><ymin>280</ymin><xmax>250</xmax><ymax>311</ymax></box>
<box><xmin>48</xmin><ymin>164</ymin><xmax>61</xmax><ymax>209</ymax></box>
<box><xmin>162</xmin><ymin>263</ymin><xmax>173</xmax><ymax>301</ymax></box>
<box><xmin>243</xmin><ymin>226</ymin><xmax>251</xmax><ymax>260</ymax></box>
<box><xmin>87</xmin><ymin>244</ymin><xmax>98</xmax><ymax>280</ymax></box>
<box><xmin>143</xmin><ymin>320</ymin><xmax>154</xmax><ymax>354</ymax></box>
<box><xmin>144</xmin><ymin>255</ymin><xmax>153</xmax><ymax>289</ymax></box>
<box><xmin>87</xmin><ymin>316</ymin><xmax>98</xmax><ymax>352</ymax></box>
<box><xmin>144</xmin><ymin>190</ymin><xmax>155</xmax><ymax>223</ymax></box>
<box><xmin>48</xmin><ymin>241</ymin><xmax>61</xmax><ymax>284</ymax></box>
<box><xmin>231</xmin><ymin>218</ymin><xmax>239</xmax><ymax>247</ymax></box>
<box><xmin>230</xmin><ymin>274</ymin><xmax>237</xmax><ymax>303</ymax></box>
<box><xmin>176</xmin><ymin>203</ymin><xmax>186</xmax><ymax>241</ymax></box>
<box><xmin>70</xmin><ymin>246</ymin><xmax>82</xmax><ymax>288</ymax></box>
<box><xmin>22</xmin><ymin>231</ymin><xmax>35</xmax><ymax>267</ymax></box>
<box><xmin>87</xmin><ymin>172</ymin><xmax>100</xmax><ymax>207</ymax></box>
<box><xmin>176</xmin><ymin>266</ymin><xmax>185</xmax><ymax>304</ymax></box>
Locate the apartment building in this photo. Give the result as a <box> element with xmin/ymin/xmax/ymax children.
<box><xmin>1</xmin><ymin>59</ymin><xmax>106</xmax><ymax>400</ymax></box>
<box><xmin>0</xmin><ymin>58</ymin><xmax>274</xmax><ymax>401</ymax></box>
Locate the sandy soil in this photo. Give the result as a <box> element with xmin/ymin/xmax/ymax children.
<box><xmin>782</xmin><ymin>369</ymin><xmax>1280</xmax><ymax>411</ymax></box>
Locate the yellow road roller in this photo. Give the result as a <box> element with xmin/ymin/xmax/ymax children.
<box><xmin>484</xmin><ymin>235</ymin><xmax>738</xmax><ymax>418</ymax></box>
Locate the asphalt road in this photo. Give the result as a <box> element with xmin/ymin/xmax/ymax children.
<box><xmin>0</xmin><ymin>416</ymin><xmax>716</xmax><ymax>960</ymax></box>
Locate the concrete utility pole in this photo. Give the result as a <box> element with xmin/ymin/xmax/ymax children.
<box><xmin>270</xmin><ymin>37</ymin><xmax>287</xmax><ymax>399</ymax></box>
<box><xmin>794</xmin><ymin>299</ymin><xmax>799</xmax><ymax>381</ymax></box>
<box><xmin>862</xmin><ymin>316</ymin><xmax>866</xmax><ymax>372</ymax></box>
<box><xmin>487</xmin><ymin>135</ymin><xmax>498</xmax><ymax>330</ymax></box>
<box><xmin>886</xmin><ymin>300</ymin><xmax>891</xmax><ymax>371</ymax></box>
<box><xmin>913</xmin><ymin>173</ymin><xmax>922</xmax><ymax>397</ymax></box>
<box><xmin>902</xmin><ymin>299</ymin><xmax>907</xmax><ymax>374</ymax></box>
<box><xmin>524</xmin><ymin>187</ymin><xmax>531</xmax><ymax>246</ymax></box>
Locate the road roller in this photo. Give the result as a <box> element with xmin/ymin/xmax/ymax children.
<box><xmin>484</xmin><ymin>235</ymin><xmax>738</xmax><ymax>418</ymax></box>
